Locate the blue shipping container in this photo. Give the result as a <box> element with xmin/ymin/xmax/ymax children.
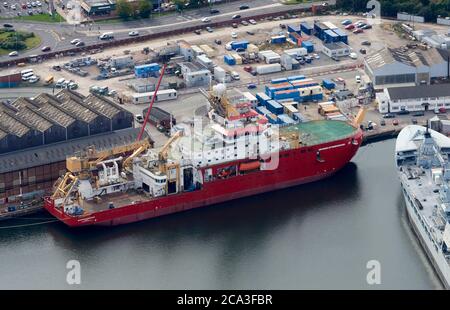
<box><xmin>224</xmin><ymin>55</ymin><xmax>236</xmax><ymax>66</ymax></box>
<box><xmin>266</xmin><ymin>114</ymin><xmax>280</xmax><ymax>124</ymax></box>
<box><xmin>332</xmin><ymin>28</ymin><xmax>348</xmax><ymax>44</ymax></box>
<box><xmin>273</xmin><ymin>90</ymin><xmax>300</xmax><ymax>101</ymax></box>
<box><xmin>270</xmin><ymin>78</ymin><xmax>288</xmax><ymax>84</ymax></box>
<box><xmin>323</xmin><ymin>29</ymin><xmax>339</xmax><ymax>43</ymax></box>
<box><xmin>301</xmin><ymin>41</ymin><xmax>314</xmax><ymax>53</ymax></box>
<box><xmin>322</xmin><ymin>79</ymin><xmax>336</xmax><ymax>90</ymax></box>
<box><xmin>256</xmin><ymin>92</ymin><xmax>271</xmax><ymax>106</ymax></box>
<box><xmin>135</xmin><ymin>63</ymin><xmax>160</xmax><ymax>77</ymax></box>
<box><xmin>256</xmin><ymin>106</ymin><xmax>271</xmax><ymax>116</ymax></box>
<box><xmin>231</xmin><ymin>40</ymin><xmax>249</xmax><ymax>50</ymax></box>
<box><xmin>271</xmin><ymin>36</ymin><xmax>287</xmax><ymax>44</ymax></box>
<box><xmin>266</xmin><ymin>100</ymin><xmax>284</xmax><ymax>115</ymax></box>
<box><xmin>287</xmin><ymin>75</ymin><xmax>306</xmax><ymax>82</ymax></box>
<box><xmin>287</xmin><ymin>24</ymin><xmax>301</xmax><ymax>34</ymax></box>
<box><xmin>278</xmin><ymin>114</ymin><xmax>296</xmax><ymax>124</ymax></box>
<box><xmin>293</xmin><ymin>112</ymin><xmax>309</xmax><ymax>123</ymax></box>
<box><xmin>301</xmin><ymin>22</ymin><xmax>313</xmax><ymax>35</ymax></box>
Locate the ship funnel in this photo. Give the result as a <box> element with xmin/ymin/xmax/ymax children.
<box><xmin>212</xmin><ymin>83</ymin><xmax>227</xmax><ymax>98</ymax></box>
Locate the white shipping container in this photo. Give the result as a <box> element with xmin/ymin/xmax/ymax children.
<box><xmin>131</xmin><ymin>89</ymin><xmax>177</xmax><ymax>104</ymax></box>
<box><xmin>256</xmin><ymin>64</ymin><xmax>282</xmax><ymax>75</ymax></box>
<box><xmin>284</xmin><ymin>48</ymin><xmax>308</xmax><ymax>57</ymax></box>
<box><xmin>247</xmin><ymin>44</ymin><xmax>259</xmax><ymax>53</ymax></box>
<box><xmin>199</xmin><ymin>44</ymin><xmax>215</xmax><ymax>57</ymax></box>
<box><xmin>322</xmin><ymin>21</ymin><xmax>338</xmax><ymax>30</ymax></box>
<box><xmin>214</xmin><ymin>66</ymin><xmax>226</xmax><ymax>82</ymax></box>
<box><xmin>191</xmin><ymin>45</ymin><xmax>205</xmax><ymax>56</ymax></box>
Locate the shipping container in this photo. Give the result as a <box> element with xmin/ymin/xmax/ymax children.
<box><xmin>322</xmin><ymin>79</ymin><xmax>336</xmax><ymax>90</ymax></box>
<box><xmin>290</xmin><ymin>78</ymin><xmax>319</xmax><ymax>89</ymax></box>
<box><xmin>214</xmin><ymin>66</ymin><xmax>227</xmax><ymax>82</ymax></box>
<box><xmin>301</xmin><ymin>22</ymin><xmax>313</xmax><ymax>35</ymax></box>
<box><xmin>131</xmin><ymin>89</ymin><xmax>177</xmax><ymax>104</ymax></box>
<box><xmin>135</xmin><ymin>63</ymin><xmax>160</xmax><ymax>78</ymax></box>
<box><xmin>256</xmin><ymin>64</ymin><xmax>282</xmax><ymax>75</ymax></box>
<box><xmin>256</xmin><ymin>92</ymin><xmax>271</xmax><ymax>106</ymax></box>
<box><xmin>301</xmin><ymin>41</ymin><xmax>314</xmax><ymax>53</ymax></box>
<box><xmin>332</xmin><ymin>28</ymin><xmax>348</xmax><ymax>44</ymax></box>
<box><xmin>266</xmin><ymin>113</ymin><xmax>280</xmax><ymax>124</ymax></box>
<box><xmin>256</xmin><ymin>106</ymin><xmax>271</xmax><ymax>116</ymax></box>
<box><xmin>247</xmin><ymin>44</ymin><xmax>259</xmax><ymax>53</ymax></box>
<box><xmin>191</xmin><ymin>45</ymin><xmax>205</xmax><ymax>56</ymax></box>
<box><xmin>199</xmin><ymin>44</ymin><xmax>215</xmax><ymax>57</ymax></box>
<box><xmin>271</xmin><ymin>35</ymin><xmax>287</xmax><ymax>44</ymax></box>
<box><xmin>287</xmin><ymin>24</ymin><xmax>301</xmax><ymax>34</ymax></box>
<box><xmin>224</xmin><ymin>54</ymin><xmax>236</xmax><ymax>66</ymax></box>
<box><xmin>271</xmin><ymin>78</ymin><xmax>288</xmax><ymax>84</ymax></box>
<box><xmin>281</xmin><ymin>103</ymin><xmax>298</xmax><ymax>116</ymax></box>
<box><xmin>273</xmin><ymin>89</ymin><xmax>300</xmax><ymax>101</ymax></box>
<box><xmin>289</xmin><ymin>32</ymin><xmax>303</xmax><ymax>46</ymax></box>
<box><xmin>314</xmin><ymin>22</ymin><xmax>329</xmax><ymax>40</ymax></box>
<box><xmin>287</xmin><ymin>75</ymin><xmax>306</xmax><ymax>82</ymax></box>
<box><xmin>323</xmin><ymin>22</ymin><xmax>338</xmax><ymax>30</ymax></box>
<box><xmin>230</xmin><ymin>53</ymin><xmax>243</xmax><ymax>65</ymax></box>
<box><xmin>265</xmin><ymin>82</ymin><xmax>293</xmax><ymax>97</ymax></box>
<box><xmin>284</xmin><ymin>48</ymin><xmax>308</xmax><ymax>57</ymax></box>
<box><xmin>278</xmin><ymin>114</ymin><xmax>296</xmax><ymax>125</ymax></box>
<box><xmin>323</xmin><ymin>29</ymin><xmax>340</xmax><ymax>43</ymax></box>
<box><xmin>242</xmin><ymin>92</ymin><xmax>258</xmax><ymax>108</ymax></box>
<box><xmin>231</xmin><ymin>40</ymin><xmax>249</xmax><ymax>50</ymax></box>
<box><xmin>266</xmin><ymin>100</ymin><xmax>284</xmax><ymax>115</ymax></box>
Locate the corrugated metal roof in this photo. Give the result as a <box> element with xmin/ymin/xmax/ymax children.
<box><xmin>32</xmin><ymin>94</ymin><xmax>76</xmax><ymax>127</ymax></box>
<box><xmin>8</xmin><ymin>98</ymin><xmax>54</xmax><ymax>132</ymax></box>
<box><xmin>387</xmin><ymin>84</ymin><xmax>450</xmax><ymax>101</ymax></box>
<box><xmin>0</xmin><ymin>109</ymin><xmax>30</xmax><ymax>137</ymax></box>
<box><xmin>0</xmin><ymin>127</ymin><xmax>144</xmax><ymax>174</ymax></box>
<box><xmin>84</xmin><ymin>93</ymin><xmax>122</xmax><ymax>119</ymax></box>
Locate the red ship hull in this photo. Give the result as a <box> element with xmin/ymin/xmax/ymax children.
<box><xmin>44</xmin><ymin>129</ymin><xmax>363</xmax><ymax>227</ymax></box>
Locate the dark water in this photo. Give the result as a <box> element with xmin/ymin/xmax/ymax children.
<box><xmin>0</xmin><ymin>140</ymin><xmax>442</xmax><ymax>289</ymax></box>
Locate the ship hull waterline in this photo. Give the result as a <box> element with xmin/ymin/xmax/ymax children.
<box><xmin>44</xmin><ymin>129</ymin><xmax>363</xmax><ymax>227</ymax></box>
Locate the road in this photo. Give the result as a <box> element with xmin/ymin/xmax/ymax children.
<box><xmin>0</xmin><ymin>0</ymin><xmax>335</xmax><ymax>62</ymax></box>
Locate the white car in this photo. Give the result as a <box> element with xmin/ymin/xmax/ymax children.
<box><xmin>36</xmin><ymin>1</ymin><xmax>42</xmax><ymax>6</ymax></box>
<box><xmin>28</xmin><ymin>75</ymin><xmax>40</xmax><ymax>83</ymax></box>
<box><xmin>231</xmin><ymin>32</ymin><xmax>238</xmax><ymax>39</ymax></box>
<box><xmin>249</xmin><ymin>19</ymin><xmax>257</xmax><ymax>25</ymax></box>
<box><xmin>355</xmin><ymin>75</ymin><xmax>361</xmax><ymax>83</ymax></box>
<box><xmin>11</xmin><ymin>4</ymin><xmax>16</xmax><ymax>10</ymax></box>
<box><xmin>349</xmin><ymin>52</ymin><xmax>358</xmax><ymax>59</ymax></box>
<box><xmin>201</xmin><ymin>17</ymin><xmax>211</xmax><ymax>23</ymax></box>
<box><xmin>2</xmin><ymin>2</ymin><xmax>7</xmax><ymax>7</ymax></box>
<box><xmin>70</xmin><ymin>38</ymin><xmax>81</xmax><ymax>44</ymax></box>
<box><xmin>128</xmin><ymin>31</ymin><xmax>139</xmax><ymax>36</ymax></box>
<box><xmin>8</xmin><ymin>51</ymin><xmax>18</xmax><ymax>57</ymax></box>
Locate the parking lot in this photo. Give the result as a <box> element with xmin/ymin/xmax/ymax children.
<box><xmin>0</xmin><ymin>0</ymin><xmax>50</xmax><ymax>18</ymax></box>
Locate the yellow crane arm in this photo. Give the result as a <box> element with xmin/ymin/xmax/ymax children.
<box><xmin>158</xmin><ymin>131</ymin><xmax>182</xmax><ymax>162</ymax></box>
<box><xmin>353</xmin><ymin>107</ymin><xmax>367</xmax><ymax>128</ymax></box>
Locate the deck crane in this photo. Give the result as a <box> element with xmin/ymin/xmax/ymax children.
<box><xmin>137</xmin><ymin>63</ymin><xmax>168</xmax><ymax>141</ymax></box>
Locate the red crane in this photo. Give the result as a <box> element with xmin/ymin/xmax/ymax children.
<box><xmin>137</xmin><ymin>63</ymin><xmax>168</xmax><ymax>141</ymax></box>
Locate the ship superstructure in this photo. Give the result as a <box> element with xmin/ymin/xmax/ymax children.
<box><xmin>396</xmin><ymin>125</ymin><xmax>450</xmax><ymax>288</ymax></box>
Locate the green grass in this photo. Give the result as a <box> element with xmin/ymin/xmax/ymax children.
<box><xmin>14</xmin><ymin>12</ymin><xmax>65</xmax><ymax>23</ymax></box>
<box><xmin>0</xmin><ymin>30</ymin><xmax>42</xmax><ymax>55</ymax></box>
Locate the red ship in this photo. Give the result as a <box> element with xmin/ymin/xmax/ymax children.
<box><xmin>44</xmin><ymin>84</ymin><xmax>364</xmax><ymax>227</ymax></box>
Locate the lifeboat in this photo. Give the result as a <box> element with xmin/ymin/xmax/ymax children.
<box><xmin>239</xmin><ymin>161</ymin><xmax>260</xmax><ymax>172</ymax></box>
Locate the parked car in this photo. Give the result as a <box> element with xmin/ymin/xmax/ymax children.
<box><xmin>241</xmin><ymin>20</ymin><xmax>249</xmax><ymax>26</ymax></box>
<box><xmin>239</xmin><ymin>5</ymin><xmax>249</xmax><ymax>10</ymax></box>
<box><xmin>201</xmin><ymin>17</ymin><xmax>211</xmax><ymax>23</ymax></box>
<box><xmin>380</xmin><ymin>119</ymin><xmax>386</xmax><ymax>126</ymax></box>
<box><xmin>397</xmin><ymin>109</ymin><xmax>410</xmax><ymax>115</ymax></box>
<box><xmin>412</xmin><ymin>111</ymin><xmax>425</xmax><ymax>117</ymax></box>
<box><xmin>360</xmin><ymin>48</ymin><xmax>367</xmax><ymax>54</ymax></box>
<box><xmin>411</xmin><ymin>118</ymin><xmax>418</xmax><ymax>124</ymax></box>
<box><xmin>361</xmin><ymin>40</ymin><xmax>371</xmax><ymax>46</ymax></box>
<box><xmin>341</xmin><ymin>19</ymin><xmax>352</xmax><ymax>25</ymax></box>
<box><xmin>247</xmin><ymin>83</ymin><xmax>257</xmax><ymax>89</ymax></box>
<box><xmin>353</xmin><ymin>28</ymin><xmax>364</xmax><ymax>34</ymax></box>
<box><xmin>243</xmin><ymin>65</ymin><xmax>252</xmax><ymax>72</ymax></box>
<box><xmin>206</xmin><ymin>26</ymin><xmax>213</xmax><ymax>33</ymax></box>
<box><xmin>383</xmin><ymin>113</ymin><xmax>395</xmax><ymax>118</ymax></box>
<box><xmin>210</xmin><ymin>9</ymin><xmax>220</xmax><ymax>14</ymax></box>
<box><xmin>232</xmin><ymin>14</ymin><xmax>241</xmax><ymax>19</ymax></box>
<box><xmin>246</xmin><ymin>30</ymin><xmax>255</xmax><ymax>35</ymax></box>
<box><xmin>345</xmin><ymin>24</ymin><xmax>355</xmax><ymax>30</ymax></box>
<box><xmin>8</xmin><ymin>51</ymin><xmax>18</xmax><ymax>57</ymax></box>
<box><xmin>249</xmin><ymin>19</ymin><xmax>257</xmax><ymax>25</ymax></box>
<box><xmin>349</xmin><ymin>52</ymin><xmax>358</xmax><ymax>59</ymax></box>
<box><xmin>128</xmin><ymin>31</ymin><xmax>139</xmax><ymax>36</ymax></box>
<box><xmin>214</xmin><ymin>39</ymin><xmax>222</xmax><ymax>45</ymax></box>
<box><xmin>70</xmin><ymin>38</ymin><xmax>81</xmax><ymax>45</ymax></box>
<box><xmin>194</xmin><ymin>29</ymin><xmax>201</xmax><ymax>35</ymax></box>
<box><xmin>135</xmin><ymin>114</ymin><xmax>144</xmax><ymax>124</ymax></box>
<box><xmin>362</xmin><ymin>24</ymin><xmax>372</xmax><ymax>30</ymax></box>
<box><xmin>231</xmin><ymin>32</ymin><xmax>238</xmax><ymax>39</ymax></box>
<box><xmin>41</xmin><ymin>46</ymin><xmax>51</xmax><ymax>52</ymax></box>
<box><xmin>231</xmin><ymin>23</ymin><xmax>238</xmax><ymax>28</ymax></box>
<box><xmin>279</xmin><ymin>23</ymin><xmax>286</xmax><ymax>29</ymax></box>
<box><xmin>3</xmin><ymin>23</ymin><xmax>13</xmax><ymax>28</ymax></box>
<box><xmin>75</xmin><ymin>41</ymin><xmax>85</xmax><ymax>47</ymax></box>
<box><xmin>393</xmin><ymin>119</ymin><xmax>399</xmax><ymax>126</ymax></box>
<box><xmin>52</xmin><ymin>65</ymin><xmax>61</xmax><ymax>71</ymax></box>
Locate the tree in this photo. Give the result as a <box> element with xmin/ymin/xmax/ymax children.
<box><xmin>116</xmin><ymin>0</ymin><xmax>133</xmax><ymax>20</ymax></box>
<box><xmin>138</xmin><ymin>0</ymin><xmax>151</xmax><ymax>18</ymax></box>
<box><xmin>173</xmin><ymin>0</ymin><xmax>187</xmax><ymax>12</ymax></box>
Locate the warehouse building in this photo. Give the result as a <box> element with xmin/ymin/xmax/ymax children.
<box><xmin>81</xmin><ymin>0</ymin><xmax>163</xmax><ymax>16</ymax></box>
<box><xmin>0</xmin><ymin>127</ymin><xmax>145</xmax><ymax>203</ymax></box>
<box><xmin>376</xmin><ymin>84</ymin><xmax>450</xmax><ymax>113</ymax></box>
<box><xmin>365</xmin><ymin>47</ymin><xmax>450</xmax><ymax>89</ymax></box>
<box><xmin>0</xmin><ymin>89</ymin><xmax>133</xmax><ymax>155</ymax></box>
<box><xmin>322</xmin><ymin>42</ymin><xmax>351</xmax><ymax>58</ymax></box>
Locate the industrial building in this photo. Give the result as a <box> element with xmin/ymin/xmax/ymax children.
<box><xmin>322</xmin><ymin>42</ymin><xmax>351</xmax><ymax>58</ymax></box>
<box><xmin>365</xmin><ymin>47</ymin><xmax>450</xmax><ymax>89</ymax></box>
<box><xmin>376</xmin><ymin>84</ymin><xmax>450</xmax><ymax>113</ymax></box>
<box><xmin>81</xmin><ymin>0</ymin><xmax>163</xmax><ymax>16</ymax></box>
<box><xmin>0</xmin><ymin>89</ymin><xmax>133</xmax><ymax>154</ymax></box>
<box><xmin>179</xmin><ymin>62</ymin><xmax>211</xmax><ymax>87</ymax></box>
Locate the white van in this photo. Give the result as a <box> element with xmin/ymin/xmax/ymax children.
<box><xmin>355</xmin><ymin>75</ymin><xmax>361</xmax><ymax>83</ymax></box>
<box><xmin>55</xmin><ymin>78</ymin><xmax>66</xmax><ymax>88</ymax></box>
<box><xmin>21</xmin><ymin>69</ymin><xmax>33</xmax><ymax>76</ymax></box>
<box><xmin>231</xmin><ymin>71</ymin><xmax>240</xmax><ymax>80</ymax></box>
<box><xmin>22</xmin><ymin>72</ymin><xmax>34</xmax><ymax>81</ymax></box>
<box><xmin>99</xmin><ymin>32</ymin><xmax>114</xmax><ymax>40</ymax></box>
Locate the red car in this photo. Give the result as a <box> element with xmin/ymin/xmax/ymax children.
<box><xmin>393</xmin><ymin>119</ymin><xmax>399</xmax><ymax>126</ymax></box>
<box><xmin>243</xmin><ymin>65</ymin><xmax>252</xmax><ymax>72</ymax></box>
<box><xmin>353</xmin><ymin>28</ymin><xmax>364</xmax><ymax>34</ymax></box>
<box><xmin>345</xmin><ymin>24</ymin><xmax>355</xmax><ymax>30</ymax></box>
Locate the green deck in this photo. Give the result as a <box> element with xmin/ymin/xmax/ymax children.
<box><xmin>281</xmin><ymin>120</ymin><xmax>357</xmax><ymax>146</ymax></box>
